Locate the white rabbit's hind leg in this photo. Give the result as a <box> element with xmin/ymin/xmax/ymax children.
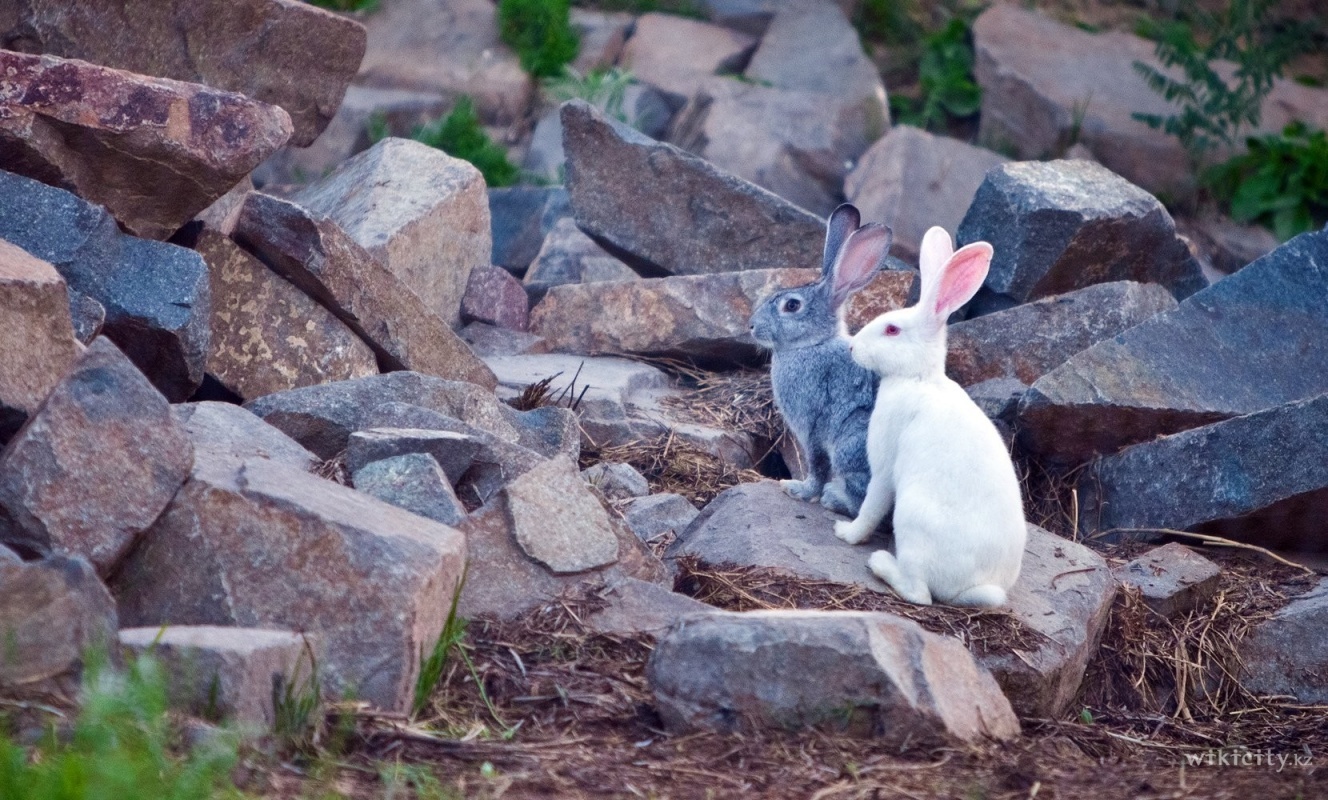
<box><xmin>867</xmin><ymin>550</ymin><xmax>932</xmax><ymax>605</ymax></box>
<box><xmin>948</xmin><ymin>584</ymin><xmax>1008</xmax><ymax>608</ymax></box>
<box><xmin>834</xmin><ymin>472</ymin><xmax>892</xmax><ymax>544</ymax></box>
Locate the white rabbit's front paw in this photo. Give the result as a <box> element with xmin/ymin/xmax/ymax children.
<box><xmin>834</xmin><ymin>519</ymin><xmax>871</xmax><ymax>545</ymax></box>
<box><xmin>780</xmin><ymin>478</ymin><xmax>820</xmax><ymax>501</ymax></box>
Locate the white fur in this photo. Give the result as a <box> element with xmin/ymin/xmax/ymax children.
<box><xmin>834</xmin><ymin>227</ymin><xmax>1026</xmax><ymax>608</ymax></box>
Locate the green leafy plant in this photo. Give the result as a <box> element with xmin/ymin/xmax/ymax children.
<box><xmin>409</xmin><ymin>98</ymin><xmax>519</xmax><ymax>188</ymax></box>
<box><xmin>890</xmin><ymin>16</ymin><xmax>981</xmax><ymax>131</ymax></box>
<box><xmin>543</xmin><ymin>67</ymin><xmax>635</xmax><ymax>125</ymax></box>
<box><xmin>498</xmin><ymin>0</ymin><xmax>579</xmax><ymax>79</ymax></box>
<box><xmin>303</xmin><ymin>0</ymin><xmax>379</xmax><ymax>13</ymax></box>
<box><xmin>413</xmin><ymin>571</ymin><xmax>469</xmax><ymax>717</ymax></box>
<box><xmin>856</xmin><ymin>0</ymin><xmax>924</xmax><ymax>46</ymax></box>
<box><xmin>1205</xmin><ymin>121</ymin><xmax>1328</xmax><ymax>240</ymax></box>
<box><xmin>272</xmin><ymin>638</ymin><xmax>323</xmax><ymax>756</ymax></box>
<box><xmin>0</xmin><ymin>650</ymin><xmax>249</xmax><ymax>800</ymax></box>
<box><xmin>575</xmin><ymin>0</ymin><xmax>703</xmax><ymax>17</ymax></box>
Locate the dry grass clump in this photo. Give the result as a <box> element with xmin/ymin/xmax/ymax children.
<box><xmin>315</xmin><ymin>450</ymin><xmax>351</xmax><ymax>486</ymax></box>
<box><xmin>659</xmin><ymin>368</ymin><xmax>784</xmax><ymax>444</ymax></box>
<box><xmin>582</xmin><ymin>433</ymin><xmax>764</xmax><ymax>506</ymax></box>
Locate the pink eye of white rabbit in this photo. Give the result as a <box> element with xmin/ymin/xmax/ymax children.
<box><xmin>884</xmin><ymin>324</ymin><xmax>901</xmax><ymax>336</ymax></box>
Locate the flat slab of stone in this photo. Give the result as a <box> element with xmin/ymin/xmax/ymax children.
<box><xmin>846</xmin><ymin>125</ymin><xmax>1007</xmax><ymax>260</ymax></box>
<box><xmin>622</xmin><ymin>493</ymin><xmax>699</xmax><ymax>543</ymax></box>
<box><xmin>946</xmin><ymin>281</ymin><xmax>1176</xmax><ymax>387</ymax></box>
<box><xmin>0</xmin><ymin>51</ymin><xmax>292</xmax><ymax>239</ymax></box>
<box><xmin>562</xmin><ymin>100</ymin><xmax>825</xmax><ymax>277</ymax></box>
<box><xmin>352</xmin><ymin>452</ymin><xmax>467</xmax><ymax>527</ymax></box>
<box><xmin>291</xmin><ymin>138</ymin><xmax>491</xmax><ymax>328</ymax></box>
<box><xmin>461</xmin><ymin>323</ymin><xmax>549</xmax><ymax>357</ymax></box>
<box><xmin>0</xmin><ymin>170</ymin><xmax>211</xmax><ymax>400</ymax></box>
<box><xmin>0</xmin><ymin>239</ymin><xmax>82</xmax><ymax>440</ymax></box>
<box><xmin>119</xmin><ymin>626</ymin><xmax>312</xmax><ymax>728</ymax></box>
<box><xmin>0</xmin><ymin>555</ymin><xmax>117</xmax><ymax>696</ymax></box>
<box><xmin>582</xmin><ymin>462</ymin><xmax>650</xmax><ymax>501</ymax></box>
<box><xmin>233</xmin><ymin>192</ymin><xmax>495</xmax><ymax>389</ymax></box>
<box><xmin>172</xmin><ymin>402</ymin><xmax>318</xmax><ymax>472</ymax></box>
<box><xmin>194</xmin><ymin>229</ymin><xmax>377</xmax><ymax>399</ymax></box>
<box><xmin>505</xmin><ymin>457</ymin><xmax>619</xmax><ymax>574</ymax></box>
<box><xmin>1018</xmin><ymin>229</ymin><xmax>1328</xmax><ymax>465</ymax></box>
<box><xmin>1080</xmin><ymin>393</ymin><xmax>1328</xmax><ymax>552</ymax></box>
<box><xmin>483</xmin><ymin>353</ymin><xmax>672</xmax><ymax>424</ymax></box>
<box><xmin>648</xmin><ymin>610</ymin><xmax>1019</xmax><ymax>743</ymax></box>
<box><xmin>0</xmin><ymin>338</ymin><xmax>193</xmax><ymax>575</ymax></box>
<box><xmin>956</xmin><ymin>159</ymin><xmax>1204</xmax><ymax>314</ymax></box>
<box><xmin>524</xmin><ymin>217</ymin><xmax>638</xmax><ymax>304</ymax></box>
<box><xmin>584</xmin><ymin>577</ymin><xmax>713</xmax><ymax>637</ymax></box>
<box><xmin>1114</xmin><ymin>544</ymin><xmax>1221</xmax><ymax>618</ymax></box>
<box><xmin>619</xmin><ymin>13</ymin><xmax>756</xmax><ymax>108</ymax></box>
<box><xmin>346</xmin><ymin>428</ymin><xmax>478</xmax><ymax>484</ymax></box>
<box><xmin>112</xmin><ymin>455</ymin><xmax>466</xmax><ymax>713</ymax></box>
<box><xmin>1240</xmin><ymin>578</ymin><xmax>1328</xmax><ymax>704</ymax></box>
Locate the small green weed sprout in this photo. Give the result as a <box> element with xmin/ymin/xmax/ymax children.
<box><xmin>408</xmin><ymin>98</ymin><xmax>520</xmax><ymax>188</ymax></box>
<box><xmin>1205</xmin><ymin>122</ymin><xmax>1328</xmax><ymax>240</ymax></box>
<box><xmin>498</xmin><ymin>0</ymin><xmax>579</xmax><ymax>79</ymax></box>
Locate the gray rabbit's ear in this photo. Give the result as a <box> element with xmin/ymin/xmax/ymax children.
<box><xmin>822</xmin><ymin>203</ymin><xmax>862</xmax><ymax>276</ymax></box>
<box><xmin>829</xmin><ymin>223</ymin><xmax>892</xmax><ymax>309</ymax></box>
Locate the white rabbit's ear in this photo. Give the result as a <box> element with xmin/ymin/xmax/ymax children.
<box><xmin>829</xmin><ymin>223</ymin><xmax>891</xmax><ymax>309</ymax></box>
<box><xmin>822</xmin><ymin>203</ymin><xmax>861</xmax><ymax>276</ymax></box>
<box><xmin>930</xmin><ymin>242</ymin><xmax>993</xmax><ymax>320</ymax></box>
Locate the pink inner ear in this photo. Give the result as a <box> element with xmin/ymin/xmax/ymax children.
<box><xmin>933</xmin><ymin>243</ymin><xmax>992</xmax><ymax>317</ymax></box>
<box><xmin>830</xmin><ymin>225</ymin><xmax>889</xmax><ymax>308</ymax></box>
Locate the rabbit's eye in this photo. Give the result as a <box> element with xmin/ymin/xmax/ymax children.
<box><xmin>884</xmin><ymin>324</ymin><xmax>901</xmax><ymax>336</ymax></box>
<box><xmin>782</xmin><ymin>298</ymin><xmax>802</xmax><ymax>313</ymax></box>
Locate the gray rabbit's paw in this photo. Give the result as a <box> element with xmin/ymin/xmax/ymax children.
<box><xmin>834</xmin><ymin>518</ymin><xmax>872</xmax><ymax>545</ymax></box>
<box><xmin>820</xmin><ymin>483</ymin><xmax>858</xmax><ymax>517</ymax></box>
<box><xmin>780</xmin><ymin>478</ymin><xmax>821</xmax><ymax>502</ymax></box>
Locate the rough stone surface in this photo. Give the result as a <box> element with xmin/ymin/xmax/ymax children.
<box><xmin>531</xmin><ymin>268</ymin><xmax>819</xmax><ymax>365</ymax></box>
<box><xmin>524</xmin><ymin>217</ymin><xmax>638</xmax><ymax>304</ymax></box>
<box><xmin>484</xmin><ymin>353</ymin><xmax>672</xmax><ymax>436</ymax></box>
<box><xmin>462</xmin><ymin>264</ymin><xmax>528</xmax><ymax>331</ymax></box>
<box><xmin>946</xmin><ymin>281</ymin><xmax>1177</xmax><ymax>387</ymax></box>
<box><xmin>505</xmin><ymin>457</ymin><xmax>619</xmax><ymax>574</ymax></box>
<box><xmin>964</xmin><ymin>378</ymin><xmax>1027</xmax><ymax>431</ymax></box>
<box><xmin>172</xmin><ymin>401</ymin><xmax>318</xmax><ymax>472</ymax></box>
<box><xmin>346</xmin><ymin>428</ymin><xmax>479</xmax><ymax>483</ymax></box>
<box><xmin>1018</xmin><ymin>229</ymin><xmax>1328</xmax><ymax>465</ymax></box>
<box><xmin>1240</xmin><ymin>578</ymin><xmax>1328</xmax><ymax>704</ymax></box>
<box><xmin>619</xmin><ymin>13</ymin><xmax>756</xmax><ymax>109</ymax></box>
<box><xmin>508</xmin><ymin>405</ymin><xmax>581</xmax><ymax>463</ymax></box>
<box><xmin>351</xmin><ymin>453</ymin><xmax>466</xmax><ymax>527</ymax></box>
<box><xmin>1114</xmin><ymin>544</ymin><xmax>1222</xmax><ymax>618</ymax></box>
<box><xmin>0</xmin><ymin>338</ymin><xmax>193</xmax><ymax>574</ymax></box>
<box><xmin>700</xmin><ymin>0</ymin><xmax>859</xmax><ymax>36</ymax></box>
<box><xmin>0</xmin><ymin>555</ymin><xmax>117</xmax><ymax>695</ymax></box>
<box><xmin>0</xmin><ymin>0</ymin><xmax>365</xmax><ymax>146</ymax></box>
<box><xmin>118</xmin><ymin>626</ymin><xmax>311</xmax><ymax>728</ymax></box>
<box><xmin>489</xmin><ymin>187</ymin><xmax>571</xmax><ymax>273</ymax></box>
<box><xmin>1079</xmin><ymin>393</ymin><xmax>1328</xmax><ymax>552</ymax></box>
<box><xmin>112</xmin><ymin>455</ymin><xmax>466</xmax><ymax>713</ymax></box>
<box><xmin>562</xmin><ymin>100</ymin><xmax>825</xmax><ymax>277</ymax></box>
<box><xmin>985</xmin><ymin>526</ymin><xmax>1116</xmax><ymax>718</ymax></box>
<box><xmin>291</xmin><ymin>138</ymin><xmax>490</xmax><ymax>328</ymax></box>
<box><xmin>0</xmin><ymin>239</ymin><xmax>82</xmax><ymax>440</ymax></box>
<box><xmin>846</xmin><ymin>125</ymin><xmax>1008</xmax><ymax>260</ymax></box>
<box><xmin>956</xmin><ymin>160</ymin><xmax>1205</xmax><ymax>314</ymax></box>
<box><xmin>233</xmin><ymin>192</ymin><xmax>495</xmax><ymax>388</ymax></box>
<box><xmin>0</xmin><ymin>51</ymin><xmax>292</xmax><ymax>240</ymax></box>
<box><xmin>622</xmin><ymin>493</ymin><xmax>699</xmax><ymax>543</ymax></box>
<box><xmin>841</xmin><ymin>270</ymin><xmax>916</xmax><ymax>333</ymax></box>
<box><xmin>972</xmin><ymin>4</ymin><xmax>1328</xmax><ymax>200</ymax></box>
<box><xmin>0</xmin><ymin>170</ymin><xmax>211</xmax><ymax>400</ymax></box>
<box><xmin>461</xmin><ymin>323</ymin><xmax>549</xmax><ymax>357</ymax></box>
<box><xmin>670</xmin><ymin>78</ymin><xmax>879</xmax><ymax>216</ymax></box>
<box><xmin>67</xmin><ymin>289</ymin><xmax>105</xmax><ymax>346</ymax></box>
<box><xmin>581</xmin><ymin>462</ymin><xmax>650</xmax><ymax>501</ymax></box>
<box><xmin>193</xmin><ymin>229</ymin><xmax>377</xmax><ymax>399</ymax></box>
<box><xmin>569</xmin><ymin>9</ymin><xmax>632</xmax><ymax>74</ymax></box>
<box><xmin>648</xmin><ymin>610</ymin><xmax>1019</xmax><ymax>743</ymax></box>
<box><xmin>244</xmin><ymin>372</ymin><xmax>519</xmax><ymax>460</ymax></box>
<box><xmin>356</xmin><ymin>0</ymin><xmax>532</xmax><ymax>125</ymax></box>
<box><xmin>584</xmin><ymin>577</ymin><xmax>713</xmax><ymax>637</ymax></box>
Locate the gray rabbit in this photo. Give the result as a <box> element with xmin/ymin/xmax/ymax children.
<box><xmin>748</xmin><ymin>204</ymin><xmax>892</xmax><ymax>516</ymax></box>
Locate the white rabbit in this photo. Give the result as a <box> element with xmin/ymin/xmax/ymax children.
<box><xmin>833</xmin><ymin>227</ymin><xmax>1026</xmax><ymax>608</ymax></box>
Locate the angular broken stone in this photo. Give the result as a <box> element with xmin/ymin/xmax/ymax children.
<box><xmin>0</xmin><ymin>240</ymin><xmax>82</xmax><ymax>441</ymax></box>
<box><xmin>489</xmin><ymin>186</ymin><xmax>571</xmax><ymax>273</ymax></box>
<box><xmin>1018</xmin><ymin>229</ymin><xmax>1328</xmax><ymax>465</ymax></box>
<box><xmin>0</xmin><ymin>338</ymin><xmax>193</xmax><ymax>575</ymax></box>
<box><xmin>0</xmin><ymin>555</ymin><xmax>117</xmax><ymax>697</ymax></box>
<box><xmin>193</xmin><ymin>229</ymin><xmax>377</xmax><ymax>399</ymax></box>
<box><xmin>619</xmin><ymin>13</ymin><xmax>756</xmax><ymax>109</ymax></box>
<box><xmin>67</xmin><ymin>289</ymin><xmax>105</xmax><ymax>346</ymax></box>
<box><xmin>508</xmin><ymin>405</ymin><xmax>581</xmax><ymax>463</ymax></box>
<box><xmin>562</xmin><ymin>100</ymin><xmax>825</xmax><ymax>277</ymax></box>
<box><xmin>0</xmin><ymin>51</ymin><xmax>292</xmax><ymax>239</ymax></box>
<box><xmin>581</xmin><ymin>462</ymin><xmax>651</xmax><ymax>501</ymax></box>
<box><xmin>0</xmin><ymin>0</ymin><xmax>365</xmax><ymax>147</ymax></box>
<box><xmin>461</xmin><ymin>323</ymin><xmax>549</xmax><ymax>357</ymax></box>
<box><xmin>1114</xmin><ymin>544</ymin><xmax>1222</xmax><ymax>618</ymax></box>
<box><xmin>846</xmin><ymin>125</ymin><xmax>1008</xmax><ymax>260</ymax></box>
<box><xmin>352</xmin><ymin>453</ymin><xmax>467</xmax><ymax>527</ymax></box>
<box><xmin>461</xmin><ymin>265</ymin><xmax>528</xmax><ymax>331</ymax></box>
<box><xmin>346</xmin><ymin>428</ymin><xmax>479</xmax><ymax>483</ymax></box>
<box><xmin>1239</xmin><ymin>578</ymin><xmax>1328</xmax><ymax>704</ymax></box>
<box><xmin>622</xmin><ymin>493</ymin><xmax>699</xmax><ymax>543</ymax></box>
<box><xmin>0</xmin><ymin>170</ymin><xmax>211</xmax><ymax>401</ymax></box>
<box><xmin>292</xmin><ymin>138</ymin><xmax>491</xmax><ymax>328</ymax></box>
<box><xmin>1079</xmin><ymin>393</ymin><xmax>1328</xmax><ymax>552</ymax></box>
<box><xmin>648</xmin><ymin>610</ymin><xmax>1020</xmax><ymax>743</ymax></box>
<box><xmin>584</xmin><ymin>577</ymin><xmax>713</xmax><ymax>637</ymax></box>
<box><xmin>172</xmin><ymin>401</ymin><xmax>319</xmax><ymax>472</ymax></box>
<box><xmin>956</xmin><ymin>159</ymin><xmax>1205</xmax><ymax>314</ymax></box>
<box><xmin>530</xmin><ymin>268</ymin><xmax>819</xmax><ymax>364</ymax></box>
<box><xmin>946</xmin><ymin>280</ymin><xmax>1176</xmax><ymax>387</ymax></box>
<box><xmin>118</xmin><ymin>626</ymin><xmax>313</xmax><ymax>728</ymax></box>
<box><xmin>524</xmin><ymin>217</ymin><xmax>638</xmax><ymax>305</ymax></box>
<box><xmin>112</xmin><ymin>455</ymin><xmax>466</xmax><ymax>713</ymax></box>
<box><xmin>232</xmin><ymin>192</ymin><xmax>495</xmax><ymax>388</ymax></box>
<box><xmin>244</xmin><ymin>372</ymin><xmax>520</xmax><ymax>460</ymax></box>
<box><xmin>700</xmin><ymin>0</ymin><xmax>858</xmax><ymax>36</ymax></box>
<box><xmin>504</xmin><ymin>457</ymin><xmax>619</xmax><ymax>574</ymax></box>
<box><xmin>842</xmin><ymin>270</ymin><xmax>916</xmax><ymax>333</ymax></box>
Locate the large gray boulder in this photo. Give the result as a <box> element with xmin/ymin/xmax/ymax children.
<box><xmin>618</xmin><ymin>13</ymin><xmax>756</xmax><ymax>110</ymax></box>
<box><xmin>1240</xmin><ymin>578</ymin><xmax>1328</xmax><ymax>704</ymax></box>
<box><xmin>172</xmin><ymin>402</ymin><xmax>319</xmax><ymax>473</ymax></box>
